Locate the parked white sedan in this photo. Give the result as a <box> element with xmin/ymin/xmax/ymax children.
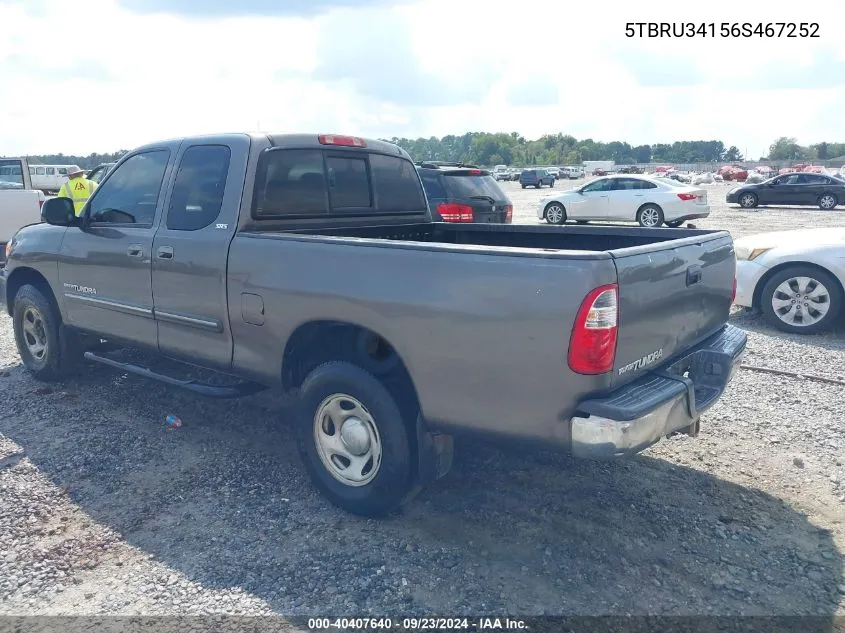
<box><xmin>734</xmin><ymin>227</ymin><xmax>845</xmax><ymax>334</ymax></box>
<box><xmin>537</xmin><ymin>175</ymin><xmax>710</xmax><ymax>227</ymax></box>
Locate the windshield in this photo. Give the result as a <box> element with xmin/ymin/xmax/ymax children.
<box><xmin>0</xmin><ymin>159</ymin><xmax>24</xmax><ymax>188</ymax></box>
<box><xmin>445</xmin><ymin>174</ymin><xmax>508</xmax><ymax>200</ymax></box>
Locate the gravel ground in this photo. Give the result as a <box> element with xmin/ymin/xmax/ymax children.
<box><xmin>1</xmin><ymin>187</ymin><xmax>845</xmax><ymax>619</ymax></box>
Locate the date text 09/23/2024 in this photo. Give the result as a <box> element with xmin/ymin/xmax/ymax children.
<box><xmin>625</xmin><ymin>22</ymin><xmax>820</xmax><ymax>38</ymax></box>
<box><xmin>308</xmin><ymin>618</ymin><xmax>527</xmax><ymax>631</ymax></box>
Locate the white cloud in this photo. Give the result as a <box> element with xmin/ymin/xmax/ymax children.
<box><xmin>1</xmin><ymin>0</ymin><xmax>844</xmax><ymax>157</ymax></box>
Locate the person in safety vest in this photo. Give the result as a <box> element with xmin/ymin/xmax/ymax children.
<box><xmin>57</xmin><ymin>165</ymin><xmax>97</xmax><ymax>216</ymax></box>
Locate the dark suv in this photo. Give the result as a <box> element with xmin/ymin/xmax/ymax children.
<box><xmin>519</xmin><ymin>168</ymin><xmax>555</xmax><ymax>189</ymax></box>
<box><xmin>417</xmin><ymin>162</ymin><xmax>513</xmax><ymax>223</ymax></box>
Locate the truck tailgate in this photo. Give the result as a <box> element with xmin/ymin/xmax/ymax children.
<box><xmin>610</xmin><ymin>233</ymin><xmax>735</xmax><ymax>389</ymax></box>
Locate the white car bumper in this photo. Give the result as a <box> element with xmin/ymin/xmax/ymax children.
<box><xmin>734</xmin><ymin>259</ymin><xmax>769</xmax><ymax>307</ymax></box>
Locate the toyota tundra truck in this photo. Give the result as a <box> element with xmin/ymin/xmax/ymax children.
<box><xmin>1</xmin><ymin>133</ymin><xmax>746</xmax><ymax>517</ymax></box>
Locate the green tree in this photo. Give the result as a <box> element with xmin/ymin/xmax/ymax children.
<box><xmin>767</xmin><ymin>137</ymin><xmax>805</xmax><ymax>161</ymax></box>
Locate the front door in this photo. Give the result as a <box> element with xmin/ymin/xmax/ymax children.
<box><xmin>568</xmin><ymin>177</ymin><xmax>611</xmax><ymax>219</ymax></box>
<box><xmin>151</xmin><ymin>139</ymin><xmax>247</xmax><ymax>369</ymax></box>
<box><xmin>58</xmin><ymin>148</ymin><xmax>175</xmax><ymax>347</ymax></box>
<box><xmin>761</xmin><ymin>175</ymin><xmax>799</xmax><ymax>205</ymax></box>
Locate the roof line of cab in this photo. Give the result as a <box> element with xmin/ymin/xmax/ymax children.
<box><xmin>129</xmin><ymin>132</ymin><xmax>410</xmax><ymax>159</ymax></box>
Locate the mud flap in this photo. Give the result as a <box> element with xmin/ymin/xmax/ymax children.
<box><xmin>415</xmin><ymin>414</ymin><xmax>454</xmax><ymax>486</ymax></box>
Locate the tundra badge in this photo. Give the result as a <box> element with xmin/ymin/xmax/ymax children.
<box><xmin>618</xmin><ymin>348</ymin><xmax>664</xmax><ymax>375</ymax></box>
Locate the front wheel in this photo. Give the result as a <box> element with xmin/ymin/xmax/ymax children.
<box><xmin>759</xmin><ymin>266</ymin><xmax>842</xmax><ymax>334</ymax></box>
<box><xmin>819</xmin><ymin>194</ymin><xmax>838</xmax><ymax>210</ymax></box>
<box><xmin>12</xmin><ymin>284</ymin><xmax>81</xmax><ymax>381</ymax></box>
<box><xmin>297</xmin><ymin>361</ymin><xmax>415</xmax><ymax>517</ymax></box>
<box><xmin>739</xmin><ymin>193</ymin><xmax>758</xmax><ymax>209</ymax></box>
<box><xmin>665</xmin><ymin>219</ymin><xmax>685</xmax><ymax>228</ymax></box>
<box><xmin>636</xmin><ymin>204</ymin><xmax>664</xmax><ymax>227</ymax></box>
<box><xmin>544</xmin><ymin>202</ymin><xmax>566</xmax><ymax>225</ymax></box>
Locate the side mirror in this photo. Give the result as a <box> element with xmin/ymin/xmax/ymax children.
<box><xmin>41</xmin><ymin>197</ymin><xmax>77</xmax><ymax>226</ymax></box>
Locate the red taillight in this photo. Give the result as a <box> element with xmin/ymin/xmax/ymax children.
<box><xmin>677</xmin><ymin>193</ymin><xmax>696</xmax><ymax>201</ymax></box>
<box><xmin>504</xmin><ymin>204</ymin><xmax>513</xmax><ymax>223</ymax></box>
<box><xmin>568</xmin><ymin>284</ymin><xmax>619</xmax><ymax>375</ymax></box>
<box><xmin>731</xmin><ymin>278</ymin><xmax>737</xmax><ymax>303</ymax></box>
<box><xmin>468</xmin><ymin>169</ymin><xmax>482</xmax><ymax>175</ymax></box>
<box><xmin>318</xmin><ymin>134</ymin><xmax>367</xmax><ymax>148</ymax></box>
<box><xmin>437</xmin><ymin>203</ymin><xmax>474</xmax><ymax>223</ymax></box>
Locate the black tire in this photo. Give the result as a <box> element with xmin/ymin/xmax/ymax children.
<box><xmin>12</xmin><ymin>284</ymin><xmax>81</xmax><ymax>381</ymax></box>
<box><xmin>738</xmin><ymin>192</ymin><xmax>758</xmax><ymax>209</ymax></box>
<box><xmin>665</xmin><ymin>220</ymin><xmax>685</xmax><ymax>228</ymax></box>
<box><xmin>297</xmin><ymin>361</ymin><xmax>415</xmax><ymax>517</ymax></box>
<box><xmin>521</xmin><ymin>185</ymin><xmax>526</xmax><ymax>189</ymax></box>
<box><xmin>544</xmin><ymin>202</ymin><xmax>566</xmax><ymax>225</ymax></box>
<box><xmin>636</xmin><ymin>204</ymin><xmax>664</xmax><ymax>227</ymax></box>
<box><xmin>759</xmin><ymin>266</ymin><xmax>842</xmax><ymax>334</ymax></box>
<box><xmin>818</xmin><ymin>193</ymin><xmax>838</xmax><ymax>210</ymax></box>
<box><xmin>535</xmin><ymin>184</ymin><xmax>541</xmax><ymax>189</ymax></box>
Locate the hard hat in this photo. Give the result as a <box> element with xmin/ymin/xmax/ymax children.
<box><xmin>67</xmin><ymin>165</ymin><xmax>85</xmax><ymax>177</ymax></box>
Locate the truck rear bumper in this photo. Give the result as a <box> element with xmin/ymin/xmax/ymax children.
<box><xmin>570</xmin><ymin>324</ymin><xmax>746</xmax><ymax>459</ymax></box>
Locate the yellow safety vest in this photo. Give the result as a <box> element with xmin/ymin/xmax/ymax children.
<box><xmin>58</xmin><ymin>176</ymin><xmax>98</xmax><ymax>216</ymax></box>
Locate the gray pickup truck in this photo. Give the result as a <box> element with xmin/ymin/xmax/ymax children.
<box><xmin>1</xmin><ymin>133</ymin><xmax>746</xmax><ymax>516</ymax></box>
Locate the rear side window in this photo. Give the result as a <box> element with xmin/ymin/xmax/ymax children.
<box><xmin>370</xmin><ymin>154</ymin><xmax>426</xmax><ymax>212</ymax></box>
<box><xmin>166</xmin><ymin>145</ymin><xmax>231</xmax><ymax>231</ymax></box>
<box><xmin>419</xmin><ymin>171</ymin><xmax>447</xmax><ymax>200</ymax></box>
<box><xmin>256</xmin><ymin>149</ymin><xmax>329</xmax><ymax>216</ymax></box>
<box><xmin>445</xmin><ymin>174</ymin><xmax>507</xmax><ymax>200</ymax></box>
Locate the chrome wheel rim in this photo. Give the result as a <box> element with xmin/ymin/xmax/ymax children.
<box><xmin>640</xmin><ymin>207</ymin><xmax>660</xmax><ymax>226</ymax></box>
<box><xmin>21</xmin><ymin>307</ymin><xmax>48</xmax><ymax>361</ymax></box>
<box><xmin>820</xmin><ymin>195</ymin><xmax>836</xmax><ymax>209</ymax></box>
<box><xmin>313</xmin><ymin>394</ymin><xmax>382</xmax><ymax>486</ymax></box>
<box><xmin>740</xmin><ymin>194</ymin><xmax>756</xmax><ymax>208</ymax></box>
<box><xmin>771</xmin><ymin>276</ymin><xmax>831</xmax><ymax>327</ymax></box>
<box><xmin>546</xmin><ymin>205</ymin><xmax>564</xmax><ymax>223</ymax></box>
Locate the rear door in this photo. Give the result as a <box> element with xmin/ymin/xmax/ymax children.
<box><xmin>796</xmin><ymin>174</ymin><xmax>828</xmax><ymax>204</ymax></box>
<box><xmin>606</xmin><ymin>177</ymin><xmax>650</xmax><ymax>220</ymax></box>
<box><xmin>609</xmin><ymin>232</ymin><xmax>736</xmax><ymax>389</ymax></box>
<box><xmin>443</xmin><ymin>170</ymin><xmax>511</xmax><ymax>223</ymax></box>
<box><xmin>151</xmin><ymin>138</ymin><xmax>247</xmax><ymax>369</ymax></box>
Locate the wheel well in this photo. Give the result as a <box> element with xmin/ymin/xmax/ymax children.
<box><xmin>752</xmin><ymin>261</ymin><xmax>844</xmax><ymax>309</ymax></box>
<box><xmin>5</xmin><ymin>267</ymin><xmax>57</xmax><ymax>317</ymax></box>
<box><xmin>282</xmin><ymin>320</ymin><xmax>420</xmax><ymax>412</ymax></box>
<box><xmin>637</xmin><ymin>202</ymin><xmax>662</xmax><ymax>214</ymax></box>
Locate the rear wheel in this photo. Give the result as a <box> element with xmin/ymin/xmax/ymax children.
<box><xmin>819</xmin><ymin>194</ymin><xmax>838</xmax><ymax>210</ymax></box>
<box><xmin>636</xmin><ymin>204</ymin><xmax>664</xmax><ymax>228</ymax></box>
<box><xmin>759</xmin><ymin>266</ymin><xmax>842</xmax><ymax>334</ymax></box>
<box><xmin>297</xmin><ymin>361</ymin><xmax>415</xmax><ymax>517</ymax></box>
<box><xmin>544</xmin><ymin>202</ymin><xmax>566</xmax><ymax>225</ymax></box>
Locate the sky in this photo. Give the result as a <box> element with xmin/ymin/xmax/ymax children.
<box><xmin>1</xmin><ymin>0</ymin><xmax>844</xmax><ymax>159</ymax></box>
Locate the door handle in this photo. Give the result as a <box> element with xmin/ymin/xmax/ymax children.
<box><xmin>157</xmin><ymin>246</ymin><xmax>174</xmax><ymax>260</ymax></box>
<box><xmin>127</xmin><ymin>244</ymin><xmax>144</xmax><ymax>258</ymax></box>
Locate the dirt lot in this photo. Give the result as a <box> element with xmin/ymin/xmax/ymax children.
<box><xmin>1</xmin><ymin>185</ymin><xmax>845</xmax><ymax>619</ymax></box>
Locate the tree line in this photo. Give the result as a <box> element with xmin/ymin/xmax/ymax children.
<box><xmin>386</xmin><ymin>134</ymin><xmax>845</xmax><ymax>167</ymax></box>
<box><xmin>7</xmin><ymin>136</ymin><xmax>844</xmax><ymax>170</ymax></box>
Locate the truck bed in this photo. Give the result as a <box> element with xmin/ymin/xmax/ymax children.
<box><xmin>295</xmin><ymin>222</ymin><xmax>721</xmax><ymax>255</ymax></box>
